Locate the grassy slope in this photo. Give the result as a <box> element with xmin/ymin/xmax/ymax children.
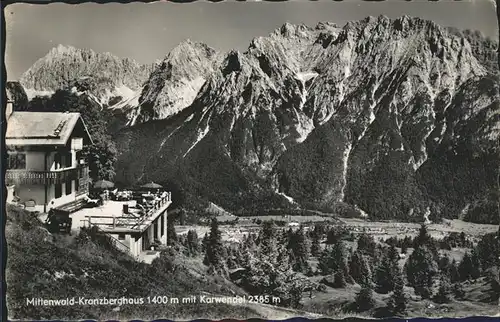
<box><xmin>5</xmin><ymin>205</ymin><xmax>260</xmax><ymax>320</ymax></box>
<box><xmin>302</xmin><ymin>264</ymin><xmax>499</xmax><ymax>318</ymax></box>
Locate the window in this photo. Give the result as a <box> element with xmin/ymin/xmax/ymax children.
<box><xmin>118</xmin><ymin>234</ymin><xmax>126</xmax><ymax>240</ymax></box>
<box><xmin>66</xmin><ymin>152</ymin><xmax>72</xmax><ymax>168</ymax></box>
<box><xmin>54</xmin><ymin>153</ymin><xmax>61</xmax><ymax>170</ymax></box>
<box><xmin>55</xmin><ymin>183</ymin><xmax>62</xmax><ymax>198</ymax></box>
<box><xmin>8</xmin><ymin>153</ymin><xmax>26</xmax><ymax>169</ymax></box>
<box><xmin>65</xmin><ymin>178</ymin><xmax>72</xmax><ymax>195</ymax></box>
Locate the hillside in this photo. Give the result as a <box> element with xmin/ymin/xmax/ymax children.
<box><xmin>5</xmin><ymin>205</ymin><xmax>260</xmax><ymax>320</ymax></box>
<box><xmin>113</xmin><ymin>16</ymin><xmax>500</xmax><ymax>223</ymax></box>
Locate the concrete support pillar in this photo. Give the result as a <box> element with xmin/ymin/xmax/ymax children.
<box><xmin>163</xmin><ymin>211</ymin><xmax>168</xmax><ymax>244</ymax></box>
<box><xmin>136</xmin><ymin>237</ymin><xmax>141</xmax><ymax>258</ymax></box>
<box><xmin>148</xmin><ymin>224</ymin><xmax>154</xmax><ymax>247</ymax></box>
<box><xmin>155</xmin><ymin>217</ymin><xmax>161</xmax><ymax>241</ymax></box>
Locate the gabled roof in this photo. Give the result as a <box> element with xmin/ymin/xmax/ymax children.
<box><xmin>5</xmin><ymin>111</ymin><xmax>93</xmax><ymax>146</ymax></box>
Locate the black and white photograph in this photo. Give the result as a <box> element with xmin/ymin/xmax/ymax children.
<box><xmin>3</xmin><ymin>0</ymin><xmax>500</xmax><ymax>320</ymax></box>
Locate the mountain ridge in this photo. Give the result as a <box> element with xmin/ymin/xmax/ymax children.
<box><xmin>19</xmin><ymin>44</ymin><xmax>155</xmax><ymax>107</ymax></box>
<box><xmin>113</xmin><ymin>16</ymin><xmax>499</xmax><ymax>223</ymax></box>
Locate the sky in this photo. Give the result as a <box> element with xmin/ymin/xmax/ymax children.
<box><xmin>4</xmin><ymin>0</ymin><xmax>498</xmax><ymax>81</ymax></box>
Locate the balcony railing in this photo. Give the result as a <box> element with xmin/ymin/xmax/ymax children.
<box><xmin>5</xmin><ymin>165</ymin><xmax>89</xmax><ymax>186</ymax></box>
<box><xmin>86</xmin><ymin>192</ymin><xmax>172</xmax><ymax>233</ymax></box>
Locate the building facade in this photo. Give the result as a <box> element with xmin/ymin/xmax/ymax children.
<box><xmin>5</xmin><ymin>101</ymin><xmax>93</xmax><ymax>213</ymax></box>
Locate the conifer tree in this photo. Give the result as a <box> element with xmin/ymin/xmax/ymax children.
<box><xmin>453</xmin><ymin>282</ymin><xmax>466</xmax><ymax>300</ymax></box>
<box><xmin>311</xmin><ymin>233</ymin><xmax>321</xmax><ymax>257</ymax></box>
<box><xmin>470</xmin><ymin>249</ymin><xmax>483</xmax><ymax>279</ymax></box>
<box><xmin>405</xmin><ymin>245</ymin><xmax>438</xmax><ymax>298</ymax></box>
<box><xmin>413</xmin><ymin>224</ymin><xmax>438</xmax><ymax>258</ymax></box>
<box><xmin>226</xmin><ymin>246</ymin><xmax>238</xmax><ymax>269</ymax></box>
<box><xmin>401</xmin><ymin>236</ymin><xmax>412</xmax><ymax>254</ymax></box>
<box><xmin>355</xmin><ymin>279</ymin><xmax>375</xmax><ymax>312</ymax></box>
<box><xmin>285</xmin><ymin>227</ymin><xmax>294</xmax><ymax>249</ymax></box>
<box><xmin>349</xmin><ymin>250</ymin><xmax>372</xmax><ymax>285</ymax></box>
<box><xmin>290</xmin><ymin>227</ymin><xmax>311</xmax><ymax>272</ymax></box>
<box><xmin>459</xmin><ymin>251</ymin><xmax>477</xmax><ymax>281</ymax></box>
<box><xmin>318</xmin><ymin>246</ymin><xmax>334</xmax><ymax>275</ymax></box>
<box><xmin>357</xmin><ymin>233</ymin><xmax>377</xmax><ymax>256</ymax></box>
<box><xmin>203</xmin><ymin>218</ymin><xmax>226</xmax><ymax>275</ymax></box>
<box><xmin>258</xmin><ymin>221</ymin><xmax>279</xmax><ymax>264</ymax></box>
<box><xmin>166</xmin><ymin>219</ymin><xmax>177</xmax><ymax>246</ymax></box>
<box><xmin>333</xmin><ymin>269</ymin><xmax>347</xmax><ymax>288</ymax></box>
<box><xmin>326</xmin><ymin>227</ymin><xmax>341</xmax><ymax>244</ymax></box>
<box><xmin>319</xmin><ymin>239</ymin><xmax>349</xmax><ymax>277</ymax></box>
<box><xmin>449</xmin><ymin>258</ymin><xmax>460</xmax><ymax>283</ymax></box>
<box><xmin>186</xmin><ymin>229</ymin><xmax>199</xmax><ymax>256</ymax></box>
<box><xmin>276</xmin><ymin>244</ymin><xmax>292</xmax><ymax>272</ymax></box>
<box><xmin>201</xmin><ymin>232</ymin><xmax>209</xmax><ymax>253</ymax></box>
<box><xmin>388</xmin><ymin>270</ymin><xmax>408</xmax><ymax>316</ymax></box>
<box><xmin>312</xmin><ymin>223</ymin><xmax>326</xmax><ymax>240</ymax></box>
<box><xmin>374</xmin><ymin>245</ymin><xmax>399</xmax><ymax>294</ymax></box>
<box><xmin>434</xmin><ymin>274</ymin><xmax>452</xmax><ymax>304</ymax></box>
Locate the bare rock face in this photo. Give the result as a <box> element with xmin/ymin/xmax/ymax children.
<box><xmin>447</xmin><ymin>27</ymin><xmax>499</xmax><ymax>74</ymax></box>
<box><xmin>19</xmin><ymin>44</ymin><xmax>154</xmax><ymax>106</ymax></box>
<box><xmin>115</xmin><ymin>17</ymin><xmax>499</xmax><ymax>222</ymax></box>
<box><xmin>131</xmin><ymin>40</ymin><xmax>222</xmax><ymax>125</ymax></box>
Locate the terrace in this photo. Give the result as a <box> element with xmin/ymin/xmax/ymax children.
<box><xmin>73</xmin><ymin>191</ymin><xmax>172</xmax><ymax>233</ymax></box>
<box><xmin>63</xmin><ymin>190</ymin><xmax>173</xmax><ymax>264</ymax></box>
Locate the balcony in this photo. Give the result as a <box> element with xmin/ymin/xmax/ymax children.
<box><xmin>5</xmin><ymin>165</ymin><xmax>89</xmax><ymax>186</ymax></box>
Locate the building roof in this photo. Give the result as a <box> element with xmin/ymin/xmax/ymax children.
<box><xmin>5</xmin><ymin>111</ymin><xmax>93</xmax><ymax>146</ymax></box>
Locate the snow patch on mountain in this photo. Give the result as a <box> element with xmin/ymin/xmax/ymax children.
<box><xmin>339</xmin><ymin>143</ymin><xmax>352</xmax><ymax>201</ymax></box>
<box><xmin>296</xmin><ymin>71</ymin><xmax>318</xmax><ymax>83</ymax></box>
<box><xmin>276</xmin><ymin>191</ymin><xmax>296</xmax><ymax>204</ymax></box>
<box><xmin>183</xmin><ymin>124</ymin><xmax>210</xmax><ymax>158</ymax></box>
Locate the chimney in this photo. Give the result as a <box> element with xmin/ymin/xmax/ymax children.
<box><xmin>6</xmin><ymin>100</ymin><xmax>13</xmax><ymax>120</ymax></box>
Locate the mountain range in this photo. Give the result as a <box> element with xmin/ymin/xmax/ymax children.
<box><xmin>7</xmin><ymin>15</ymin><xmax>500</xmax><ymax>223</ymax></box>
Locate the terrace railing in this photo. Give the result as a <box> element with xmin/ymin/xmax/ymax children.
<box><xmin>131</xmin><ymin>192</ymin><xmax>172</xmax><ymax>229</ymax></box>
<box><xmin>144</xmin><ymin>192</ymin><xmax>171</xmax><ymax>217</ymax></box>
<box><xmin>84</xmin><ymin>191</ymin><xmax>172</xmax><ymax>231</ymax></box>
<box><xmin>81</xmin><ymin>218</ymin><xmax>131</xmax><ymax>254</ymax></box>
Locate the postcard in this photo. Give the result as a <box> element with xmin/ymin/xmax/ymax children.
<box><xmin>3</xmin><ymin>0</ymin><xmax>499</xmax><ymax>320</ymax></box>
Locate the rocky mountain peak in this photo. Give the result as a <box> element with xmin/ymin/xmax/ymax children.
<box><xmin>167</xmin><ymin>39</ymin><xmax>216</xmax><ymax>61</ymax></box>
<box><xmin>131</xmin><ymin>40</ymin><xmax>221</xmax><ymax>124</ymax></box>
<box><xmin>20</xmin><ymin>44</ymin><xmax>153</xmax><ymax>103</ymax></box>
<box><xmin>315</xmin><ymin>21</ymin><xmax>339</xmax><ymax>31</ymax></box>
<box><xmin>50</xmin><ymin>44</ymin><xmax>76</xmax><ymax>55</ymax></box>
<box><xmin>274</xmin><ymin>22</ymin><xmax>314</xmax><ymax>39</ymax></box>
